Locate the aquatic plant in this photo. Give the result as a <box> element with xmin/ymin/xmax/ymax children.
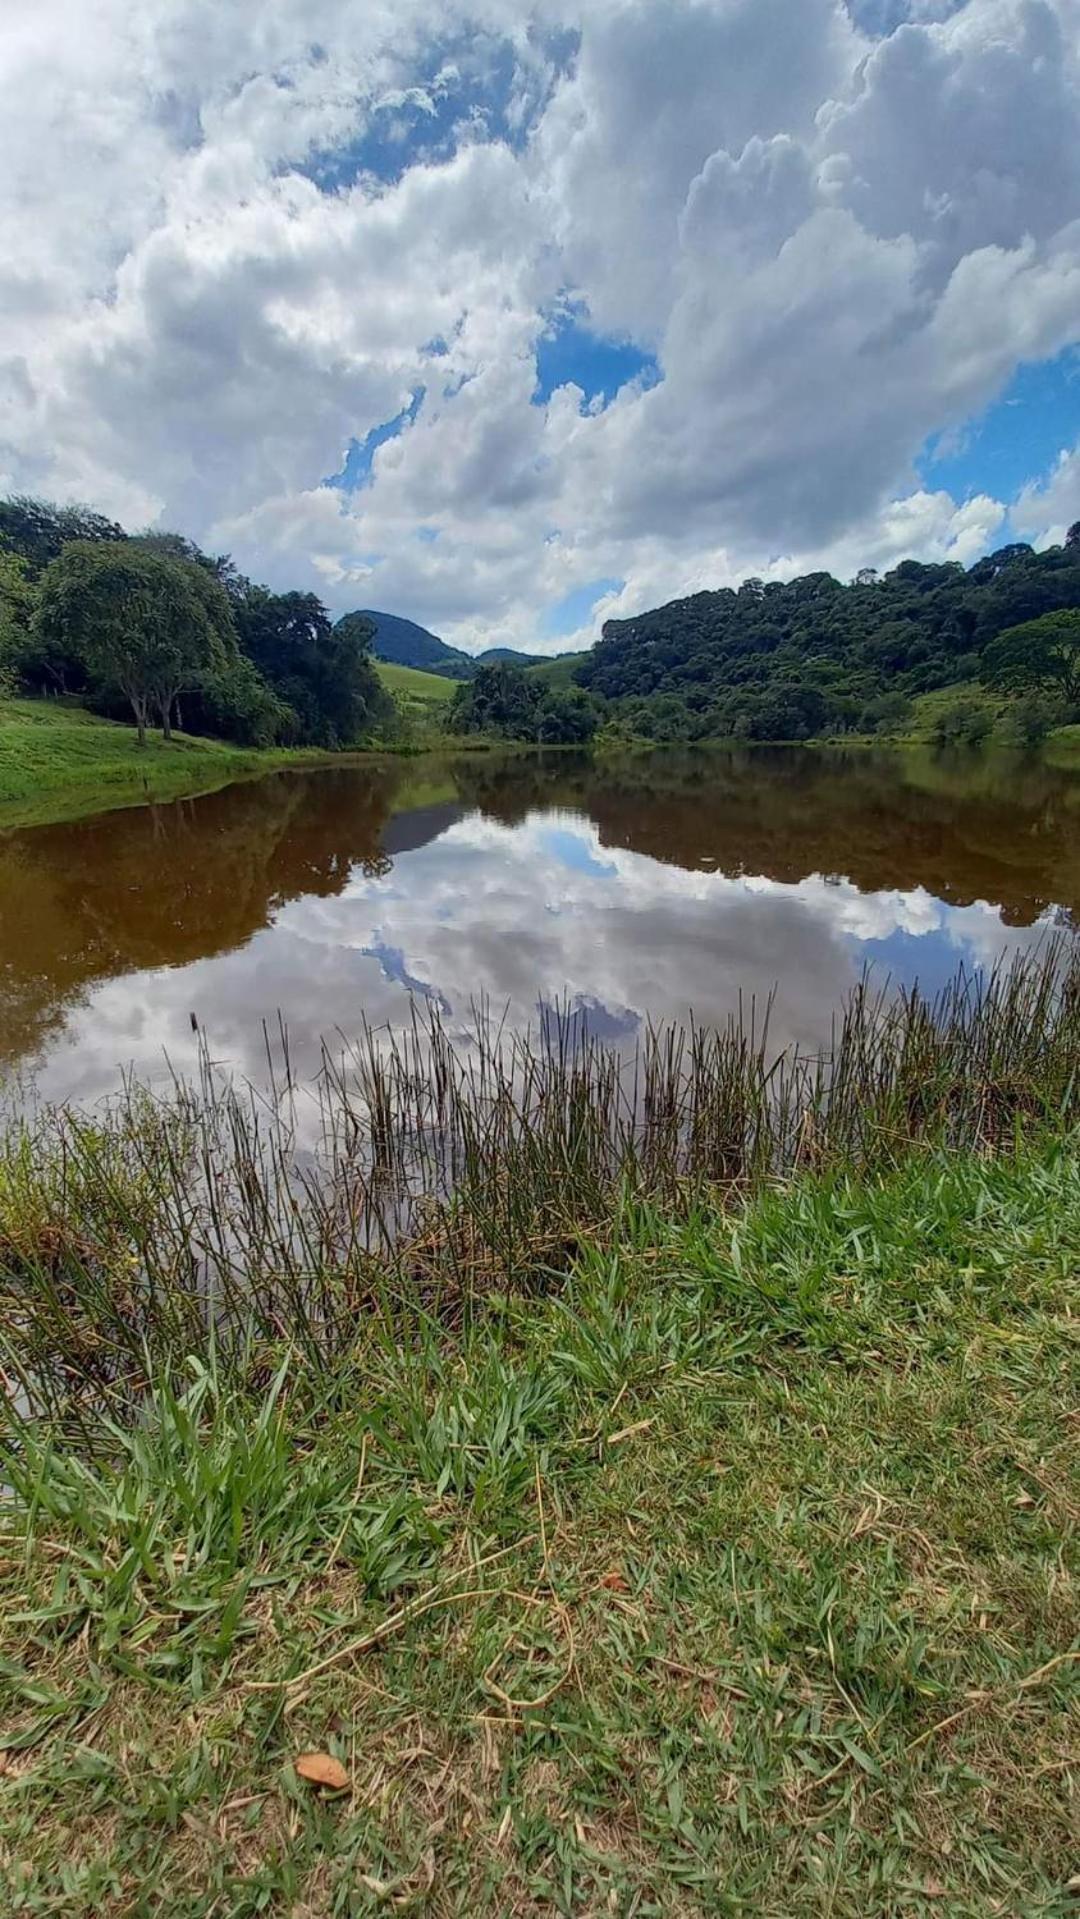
<box><xmin>1</xmin><ymin>941</ymin><xmax>1078</xmax><ymax>1424</ymax></box>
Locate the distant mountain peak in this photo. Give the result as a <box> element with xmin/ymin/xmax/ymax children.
<box><xmin>342</xmin><ymin>610</ymin><xmax>548</xmax><ymax>679</ymax></box>
<box><xmin>477</xmin><ymin>646</ymin><xmax>545</xmax><ymax>666</ymax></box>
<box><xmin>347</xmin><ymin>609</ymin><xmax>475</xmax><ymax>680</ymax></box>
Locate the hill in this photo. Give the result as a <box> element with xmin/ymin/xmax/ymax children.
<box><xmin>576</xmin><ymin>536</ymin><xmax>1080</xmax><ymax>742</ymax></box>
<box><xmin>374</xmin><ymin>659</ymin><xmax>456</xmax><ymax>729</ymax></box>
<box><xmin>374</xmin><ymin>660</ymin><xmax>455</xmax><ymax>704</ymax></box>
<box><xmin>525</xmin><ymin>650</ymin><xmax>588</xmax><ymax>690</ymax></box>
<box><xmin>357</xmin><ymin>610</ymin><xmax>475</xmax><ymax>679</ymax></box>
<box><xmin>477</xmin><ymin>646</ymin><xmax>544</xmax><ymax>666</ymax></box>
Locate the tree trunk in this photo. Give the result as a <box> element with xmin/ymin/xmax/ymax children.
<box><xmin>130</xmin><ymin>694</ymin><xmax>148</xmax><ymax>747</ymax></box>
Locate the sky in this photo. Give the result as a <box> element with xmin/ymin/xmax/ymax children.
<box><xmin>2</xmin><ymin>0</ymin><xmax>1080</xmax><ymax>658</ymax></box>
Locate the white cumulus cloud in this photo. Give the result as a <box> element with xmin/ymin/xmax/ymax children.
<box><xmin>1</xmin><ymin>0</ymin><xmax>1079</xmax><ymax>652</ymax></box>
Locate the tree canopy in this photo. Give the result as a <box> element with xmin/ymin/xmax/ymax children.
<box><xmin>451</xmin><ymin>662</ymin><xmax>598</xmax><ymax>744</ymax></box>
<box><xmin>0</xmin><ymin>496</ymin><xmax>125</xmax><ymax>577</ymax></box>
<box><xmin>1</xmin><ymin>495</ymin><xmax>393</xmax><ymax>752</ymax></box>
<box><xmin>236</xmin><ymin>593</ymin><xmax>387</xmax><ymax>748</ymax></box>
<box><xmin>33</xmin><ymin>541</ymin><xmax>235</xmax><ymax>743</ymax></box>
<box><xmin>576</xmin><ymin>539</ymin><xmax>1080</xmax><ymax>741</ymax></box>
<box><xmin>982</xmin><ymin>610</ymin><xmax>1080</xmax><ymax>708</ymax></box>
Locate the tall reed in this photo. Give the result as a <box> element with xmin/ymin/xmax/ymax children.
<box><xmin>1</xmin><ymin>942</ymin><xmax>1077</xmax><ymax>1426</ymax></box>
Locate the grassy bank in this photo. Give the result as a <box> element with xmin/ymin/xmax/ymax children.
<box><xmin>0</xmin><ymin>699</ymin><xmax>342</xmax><ymax>832</ymax></box>
<box><xmin>0</xmin><ymin>1137</ymin><xmax>1076</xmax><ymax>1914</ymax></box>
<box><xmin>0</xmin><ymin>666</ymin><xmax>477</xmax><ymax>830</ymax></box>
<box><xmin>0</xmin><ymin>954</ymin><xmax>1077</xmax><ymax>1913</ymax></box>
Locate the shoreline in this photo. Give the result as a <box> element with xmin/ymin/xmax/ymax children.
<box><xmin>0</xmin><ymin>697</ymin><xmax>357</xmax><ymax>833</ymax></box>
<box><xmin>1</xmin><ymin>1089</ymin><xmax>1075</xmax><ymax>1909</ymax></box>
<box><xmin>6</xmin><ymin>690</ymin><xmax>1080</xmax><ymax>838</ymax></box>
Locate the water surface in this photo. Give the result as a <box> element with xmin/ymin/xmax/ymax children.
<box><xmin>3</xmin><ymin>746</ymin><xmax>1078</xmax><ymax>1106</ymax></box>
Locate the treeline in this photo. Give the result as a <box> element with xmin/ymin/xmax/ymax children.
<box><xmin>576</xmin><ymin>530</ymin><xmax>1080</xmax><ymax>742</ymax></box>
<box><xmin>0</xmin><ymin>497</ymin><xmax>391</xmax><ymax>749</ymax></box>
<box><xmin>448</xmin><ymin>661</ymin><xmax>599</xmax><ymax>744</ymax></box>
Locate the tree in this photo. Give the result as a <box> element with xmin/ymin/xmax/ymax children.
<box><xmin>932</xmin><ymin>696</ymin><xmax>993</xmax><ymax>748</ymax></box>
<box><xmin>536</xmin><ymin>686</ymin><xmax>599</xmax><ymax>743</ymax></box>
<box><xmin>34</xmin><ymin>541</ymin><xmax>234</xmax><ymax>744</ymax></box>
<box><xmin>449</xmin><ymin>662</ymin><xmax>594</xmax><ymax>743</ymax></box>
<box><xmin>236</xmin><ymin>592</ymin><xmax>387</xmax><ymax>746</ymax></box>
<box><xmin>0</xmin><ymin>546</ymin><xmax>36</xmax><ymax>690</ymax></box>
<box><xmin>181</xmin><ymin>650</ymin><xmax>293</xmax><ymax>747</ymax></box>
<box><xmin>982</xmin><ymin>610</ymin><xmax>1080</xmax><ymax>710</ymax></box>
<box><xmin>0</xmin><ymin>496</ymin><xmax>124</xmax><ymax>576</ymax></box>
<box><xmin>995</xmin><ymin>691</ymin><xmax>1060</xmax><ymax>749</ymax></box>
<box><xmin>858</xmin><ymin>690</ymin><xmax>912</xmax><ymax>735</ymax></box>
<box><xmin>450</xmin><ymin>662</ymin><xmax>539</xmax><ymax>738</ymax></box>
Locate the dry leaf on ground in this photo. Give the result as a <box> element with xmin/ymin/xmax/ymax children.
<box><xmin>295</xmin><ymin>1752</ymin><xmax>349</xmax><ymax>1790</ymax></box>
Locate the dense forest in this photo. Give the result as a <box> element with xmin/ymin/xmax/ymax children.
<box><xmin>576</xmin><ymin>531</ymin><xmax>1080</xmax><ymax>742</ymax></box>
<box><xmin>449</xmin><ymin>660</ymin><xmax>599</xmax><ymax>744</ymax></box>
<box><xmin>0</xmin><ymin>497</ymin><xmax>391</xmax><ymax>750</ymax></box>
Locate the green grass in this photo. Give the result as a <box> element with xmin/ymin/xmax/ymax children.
<box><xmin>1044</xmin><ymin>722</ymin><xmax>1080</xmax><ymax>768</ymax></box>
<box><xmin>375</xmin><ymin>661</ymin><xmax>457</xmax><ymax>708</ymax></box>
<box><xmin>902</xmin><ymin>683</ymin><xmax>997</xmax><ymax>738</ymax></box>
<box><xmin>884</xmin><ymin>687</ymin><xmax>1080</xmax><ymax>768</ymax></box>
<box><xmin>0</xmin><ymin>699</ymin><xmax>337</xmax><ymax>831</ymax></box>
<box><xmin>374</xmin><ymin>663</ymin><xmax>459</xmax><ymax>748</ymax></box>
<box><xmin>0</xmin><ymin>1134</ymin><xmax>1076</xmax><ymax>1914</ymax></box>
<box><xmin>524</xmin><ymin>653</ymin><xmax>588</xmax><ymax>692</ymax></box>
<box><xmin>2</xmin><ymin>942</ymin><xmax>1079</xmax><ymax>1914</ymax></box>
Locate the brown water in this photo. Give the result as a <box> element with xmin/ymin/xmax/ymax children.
<box><xmin>3</xmin><ymin>745</ymin><xmax>1079</xmax><ymax>1108</ymax></box>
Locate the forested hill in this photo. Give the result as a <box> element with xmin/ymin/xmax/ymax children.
<box><xmin>576</xmin><ymin>534</ymin><xmax>1080</xmax><ymax>741</ymax></box>
<box><xmin>360</xmin><ymin>610</ymin><xmax>475</xmax><ymax>679</ymax></box>
<box><xmin>478</xmin><ymin>646</ymin><xmax>545</xmax><ymax>666</ymax></box>
<box><xmin>360</xmin><ymin>614</ymin><xmax>544</xmax><ymax>677</ymax></box>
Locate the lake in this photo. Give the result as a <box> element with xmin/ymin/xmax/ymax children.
<box><xmin>2</xmin><ymin>744</ymin><xmax>1079</xmax><ymax>1109</ymax></box>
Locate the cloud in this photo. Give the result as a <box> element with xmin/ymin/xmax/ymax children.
<box><xmin>2</xmin><ymin>0</ymin><xmax>1080</xmax><ymax>652</ymax></box>
<box><xmin>1012</xmin><ymin>442</ymin><xmax>1080</xmax><ymax>546</ymax></box>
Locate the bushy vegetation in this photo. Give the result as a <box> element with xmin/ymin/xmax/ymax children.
<box><xmin>0</xmin><ymin>496</ymin><xmax>392</xmax><ymax>751</ymax></box>
<box><xmin>450</xmin><ymin>660</ymin><xmax>599</xmax><ymax>743</ymax></box>
<box><xmin>577</xmin><ymin>528</ymin><xmax>1080</xmax><ymax>743</ymax></box>
<box><xmin>0</xmin><ymin>950</ymin><xmax>1077</xmax><ymax>1912</ymax></box>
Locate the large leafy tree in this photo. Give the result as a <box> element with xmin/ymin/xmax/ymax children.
<box><xmin>0</xmin><ymin>499</ymin><xmax>125</xmax><ymax>693</ymax></box>
<box><xmin>0</xmin><ymin>496</ymin><xmax>124</xmax><ymax>577</ymax></box>
<box><xmin>0</xmin><ymin>546</ymin><xmax>36</xmax><ymax>689</ymax></box>
<box><xmin>34</xmin><ymin>541</ymin><xmax>235</xmax><ymax>744</ymax></box>
<box><xmin>236</xmin><ymin>591</ymin><xmax>387</xmax><ymax>746</ymax></box>
<box><xmin>982</xmin><ymin>610</ymin><xmax>1080</xmax><ymax>710</ymax></box>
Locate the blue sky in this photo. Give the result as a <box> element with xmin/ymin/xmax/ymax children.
<box><xmin>533</xmin><ymin>314</ymin><xmax>659</xmax><ymax>409</ymax></box>
<box><xmin>4</xmin><ymin>0</ymin><xmax>1080</xmax><ymax>656</ymax></box>
<box><xmin>920</xmin><ymin>350</ymin><xmax>1080</xmax><ymax>527</ymax></box>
